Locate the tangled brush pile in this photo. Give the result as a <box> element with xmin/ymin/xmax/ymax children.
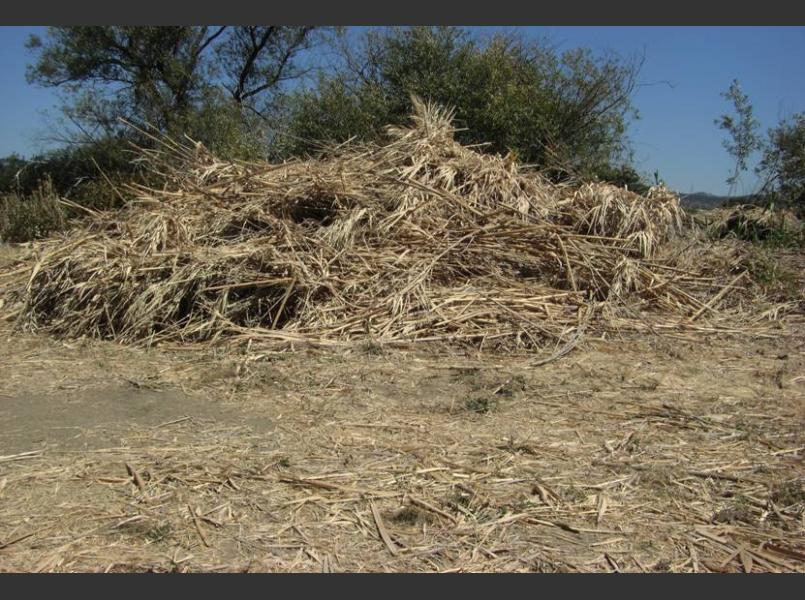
<box><xmin>707</xmin><ymin>204</ymin><xmax>802</xmax><ymax>243</ymax></box>
<box><xmin>0</xmin><ymin>99</ymin><xmax>787</xmax><ymax>353</ymax></box>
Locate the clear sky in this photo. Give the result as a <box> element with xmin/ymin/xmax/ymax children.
<box><xmin>1</xmin><ymin>26</ymin><xmax>803</xmax><ymax>196</ymax></box>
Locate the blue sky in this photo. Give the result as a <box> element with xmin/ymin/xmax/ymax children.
<box><xmin>1</xmin><ymin>26</ymin><xmax>803</xmax><ymax>195</ymax></box>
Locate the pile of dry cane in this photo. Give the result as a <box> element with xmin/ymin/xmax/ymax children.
<box><xmin>0</xmin><ymin>99</ymin><xmax>789</xmax><ymax>353</ymax></box>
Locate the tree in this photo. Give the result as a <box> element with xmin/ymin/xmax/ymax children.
<box><xmin>217</xmin><ymin>26</ymin><xmax>316</xmax><ymax>110</ymax></box>
<box><xmin>276</xmin><ymin>27</ymin><xmax>641</xmax><ymax>180</ymax></box>
<box><xmin>757</xmin><ymin>113</ymin><xmax>805</xmax><ymax>211</ymax></box>
<box><xmin>715</xmin><ymin>80</ymin><xmax>804</xmax><ymax>212</ymax></box>
<box><xmin>26</xmin><ymin>26</ymin><xmax>321</xmax><ymax>157</ymax></box>
<box><xmin>715</xmin><ymin>79</ymin><xmax>762</xmax><ymax>194</ymax></box>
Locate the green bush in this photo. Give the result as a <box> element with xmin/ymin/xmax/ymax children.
<box><xmin>0</xmin><ymin>178</ymin><xmax>66</xmax><ymax>242</ymax></box>
<box><xmin>744</xmin><ymin>251</ymin><xmax>801</xmax><ymax>302</ymax></box>
<box><xmin>592</xmin><ymin>163</ymin><xmax>651</xmax><ymax>195</ymax></box>
<box><xmin>276</xmin><ymin>27</ymin><xmax>640</xmax><ymax>181</ymax></box>
<box><xmin>758</xmin><ymin>113</ymin><xmax>805</xmax><ymax>216</ymax></box>
<box><xmin>0</xmin><ymin>138</ymin><xmax>135</xmax><ymax>197</ymax></box>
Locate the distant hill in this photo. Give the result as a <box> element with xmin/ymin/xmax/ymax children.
<box><xmin>678</xmin><ymin>192</ymin><xmax>730</xmax><ymax>209</ymax></box>
<box><xmin>678</xmin><ymin>192</ymin><xmax>760</xmax><ymax>210</ymax></box>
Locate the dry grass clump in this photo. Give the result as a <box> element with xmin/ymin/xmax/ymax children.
<box><xmin>707</xmin><ymin>204</ymin><xmax>803</xmax><ymax>244</ymax></box>
<box><xmin>0</xmin><ymin>98</ymin><xmax>790</xmax><ymax>352</ymax></box>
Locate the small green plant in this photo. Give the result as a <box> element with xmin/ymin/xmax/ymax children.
<box><xmin>758</xmin><ymin>226</ymin><xmax>805</xmax><ymax>249</ymax></box>
<box><xmin>770</xmin><ymin>479</ymin><xmax>805</xmax><ymax>507</ymax></box>
<box><xmin>560</xmin><ymin>486</ymin><xmax>589</xmax><ymax>504</ymax></box>
<box><xmin>530</xmin><ymin>558</ymin><xmax>565</xmax><ymax>573</ymax></box>
<box><xmin>493</xmin><ymin>375</ymin><xmax>527</xmax><ymax>398</ymax></box>
<box><xmin>144</xmin><ymin>523</ymin><xmax>173</xmax><ymax>544</ymax></box>
<box><xmin>745</xmin><ymin>252</ymin><xmax>800</xmax><ymax>300</ymax></box>
<box><xmin>464</xmin><ymin>395</ymin><xmax>497</xmax><ymax>414</ymax></box>
<box><xmin>712</xmin><ymin>496</ymin><xmax>755</xmax><ymax>524</ymax></box>
<box><xmin>357</xmin><ymin>339</ymin><xmax>385</xmax><ymax>355</ymax></box>
<box><xmin>390</xmin><ymin>506</ymin><xmax>429</xmax><ymax>525</ymax></box>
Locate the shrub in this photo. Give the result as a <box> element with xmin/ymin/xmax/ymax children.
<box><xmin>277</xmin><ymin>27</ymin><xmax>640</xmax><ymax>180</ymax></box>
<box><xmin>708</xmin><ymin>204</ymin><xmax>803</xmax><ymax>249</ymax></box>
<box><xmin>0</xmin><ymin>178</ymin><xmax>66</xmax><ymax>242</ymax></box>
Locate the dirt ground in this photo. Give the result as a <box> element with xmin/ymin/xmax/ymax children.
<box><xmin>0</xmin><ymin>239</ymin><xmax>802</xmax><ymax>572</ymax></box>
<box><xmin>0</xmin><ymin>309</ymin><xmax>803</xmax><ymax>572</ymax></box>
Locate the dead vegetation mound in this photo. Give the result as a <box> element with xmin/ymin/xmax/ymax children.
<box><xmin>707</xmin><ymin>204</ymin><xmax>802</xmax><ymax>243</ymax></box>
<box><xmin>0</xmin><ymin>99</ymin><xmax>792</xmax><ymax>352</ymax></box>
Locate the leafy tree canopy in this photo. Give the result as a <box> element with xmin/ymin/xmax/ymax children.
<box><xmin>275</xmin><ymin>27</ymin><xmax>642</xmax><ymax>181</ymax></box>
<box><xmin>26</xmin><ymin>26</ymin><xmax>322</xmax><ymax>157</ymax></box>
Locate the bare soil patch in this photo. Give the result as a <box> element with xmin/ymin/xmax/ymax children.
<box><xmin>1</xmin><ymin>318</ymin><xmax>802</xmax><ymax>572</ymax></box>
